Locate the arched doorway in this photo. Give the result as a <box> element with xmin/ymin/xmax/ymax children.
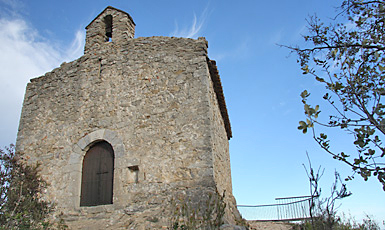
<box><xmin>80</xmin><ymin>141</ymin><xmax>114</xmax><ymax>206</ymax></box>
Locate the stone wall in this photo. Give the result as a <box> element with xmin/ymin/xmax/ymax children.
<box><xmin>16</xmin><ymin>35</ymin><xmax>238</xmax><ymax>228</ymax></box>
<box><xmin>207</xmin><ymin>60</ymin><xmax>240</xmax><ymax>224</ymax></box>
<box><xmin>15</xmin><ymin>6</ymin><xmax>240</xmax><ymax>229</ymax></box>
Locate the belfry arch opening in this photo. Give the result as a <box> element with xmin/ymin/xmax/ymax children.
<box><xmin>104</xmin><ymin>15</ymin><xmax>113</xmax><ymax>42</ymax></box>
<box><xmin>80</xmin><ymin>141</ymin><xmax>114</xmax><ymax>206</ymax></box>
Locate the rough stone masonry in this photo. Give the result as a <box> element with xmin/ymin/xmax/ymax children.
<box><xmin>15</xmin><ymin>6</ymin><xmax>242</xmax><ymax>229</ymax></box>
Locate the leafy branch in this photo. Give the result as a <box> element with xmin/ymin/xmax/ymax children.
<box><xmin>287</xmin><ymin>0</ymin><xmax>385</xmax><ymax>190</ymax></box>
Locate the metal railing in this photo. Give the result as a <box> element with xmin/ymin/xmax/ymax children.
<box><xmin>237</xmin><ymin>195</ymin><xmax>316</xmax><ymax>221</ymax></box>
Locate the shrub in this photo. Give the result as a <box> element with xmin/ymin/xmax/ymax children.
<box><xmin>0</xmin><ymin>144</ymin><xmax>66</xmax><ymax>229</ymax></box>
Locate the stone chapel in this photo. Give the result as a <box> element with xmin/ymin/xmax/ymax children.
<box><xmin>15</xmin><ymin>6</ymin><xmax>241</xmax><ymax>229</ymax></box>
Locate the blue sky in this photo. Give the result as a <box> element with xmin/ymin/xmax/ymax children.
<box><xmin>0</xmin><ymin>0</ymin><xmax>384</xmax><ymax>225</ymax></box>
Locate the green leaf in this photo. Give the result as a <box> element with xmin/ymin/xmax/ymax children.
<box><xmin>304</xmin><ymin>104</ymin><xmax>310</xmax><ymax>114</ymax></box>
<box><xmin>341</xmin><ymin>152</ymin><xmax>350</xmax><ymax>158</ymax></box>
<box><xmin>298</xmin><ymin>121</ymin><xmax>306</xmax><ymax>129</ymax></box>
<box><xmin>315</xmin><ymin>76</ymin><xmax>325</xmax><ymax>82</ymax></box>
<box><xmin>354</xmin><ymin>139</ymin><xmax>366</xmax><ymax>148</ymax></box>
<box><xmin>300</xmin><ymin>90</ymin><xmax>310</xmax><ymax>99</ymax></box>
<box><xmin>298</xmin><ymin>121</ymin><xmax>308</xmax><ymax>134</ymax></box>
<box><xmin>301</xmin><ymin>65</ymin><xmax>309</xmax><ymax>74</ymax></box>
<box><xmin>331</xmin><ymin>49</ymin><xmax>338</xmax><ymax>58</ymax></box>
<box><xmin>379</xmin><ymin>65</ymin><xmax>385</xmax><ymax>72</ymax></box>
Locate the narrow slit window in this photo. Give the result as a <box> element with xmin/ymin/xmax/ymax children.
<box><xmin>104</xmin><ymin>15</ymin><xmax>113</xmax><ymax>42</ymax></box>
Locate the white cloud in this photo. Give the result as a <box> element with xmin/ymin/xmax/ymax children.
<box><xmin>268</xmin><ymin>29</ymin><xmax>284</xmax><ymax>45</ymax></box>
<box><xmin>0</xmin><ymin>0</ymin><xmax>25</xmax><ymax>17</ymax></box>
<box><xmin>170</xmin><ymin>5</ymin><xmax>210</xmax><ymax>38</ymax></box>
<box><xmin>65</xmin><ymin>30</ymin><xmax>85</xmax><ymax>61</ymax></box>
<box><xmin>0</xmin><ymin>18</ymin><xmax>84</xmax><ymax>148</ymax></box>
<box><xmin>210</xmin><ymin>38</ymin><xmax>252</xmax><ymax>61</ymax></box>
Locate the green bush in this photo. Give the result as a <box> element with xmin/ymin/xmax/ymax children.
<box><xmin>0</xmin><ymin>145</ymin><xmax>67</xmax><ymax>229</ymax></box>
<box><xmin>298</xmin><ymin>214</ymin><xmax>381</xmax><ymax>230</ymax></box>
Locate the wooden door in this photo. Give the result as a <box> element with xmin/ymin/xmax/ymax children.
<box><xmin>80</xmin><ymin>141</ymin><xmax>114</xmax><ymax>206</ymax></box>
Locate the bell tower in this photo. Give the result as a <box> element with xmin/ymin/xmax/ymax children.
<box><xmin>84</xmin><ymin>6</ymin><xmax>135</xmax><ymax>53</ymax></box>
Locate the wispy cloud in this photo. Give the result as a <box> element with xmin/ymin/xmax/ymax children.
<box><xmin>268</xmin><ymin>29</ymin><xmax>284</xmax><ymax>45</ymax></box>
<box><xmin>0</xmin><ymin>0</ymin><xmax>25</xmax><ymax>17</ymax></box>
<box><xmin>269</xmin><ymin>23</ymin><xmax>307</xmax><ymax>47</ymax></box>
<box><xmin>211</xmin><ymin>38</ymin><xmax>252</xmax><ymax>62</ymax></box>
<box><xmin>0</xmin><ymin>17</ymin><xmax>84</xmax><ymax>147</ymax></box>
<box><xmin>170</xmin><ymin>5</ymin><xmax>210</xmax><ymax>38</ymax></box>
<box><xmin>65</xmin><ymin>30</ymin><xmax>85</xmax><ymax>61</ymax></box>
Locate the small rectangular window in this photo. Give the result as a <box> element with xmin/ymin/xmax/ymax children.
<box><xmin>128</xmin><ymin>165</ymin><xmax>139</xmax><ymax>183</ymax></box>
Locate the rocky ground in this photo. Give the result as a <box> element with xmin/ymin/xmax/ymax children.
<box><xmin>247</xmin><ymin>221</ymin><xmax>296</xmax><ymax>230</ymax></box>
